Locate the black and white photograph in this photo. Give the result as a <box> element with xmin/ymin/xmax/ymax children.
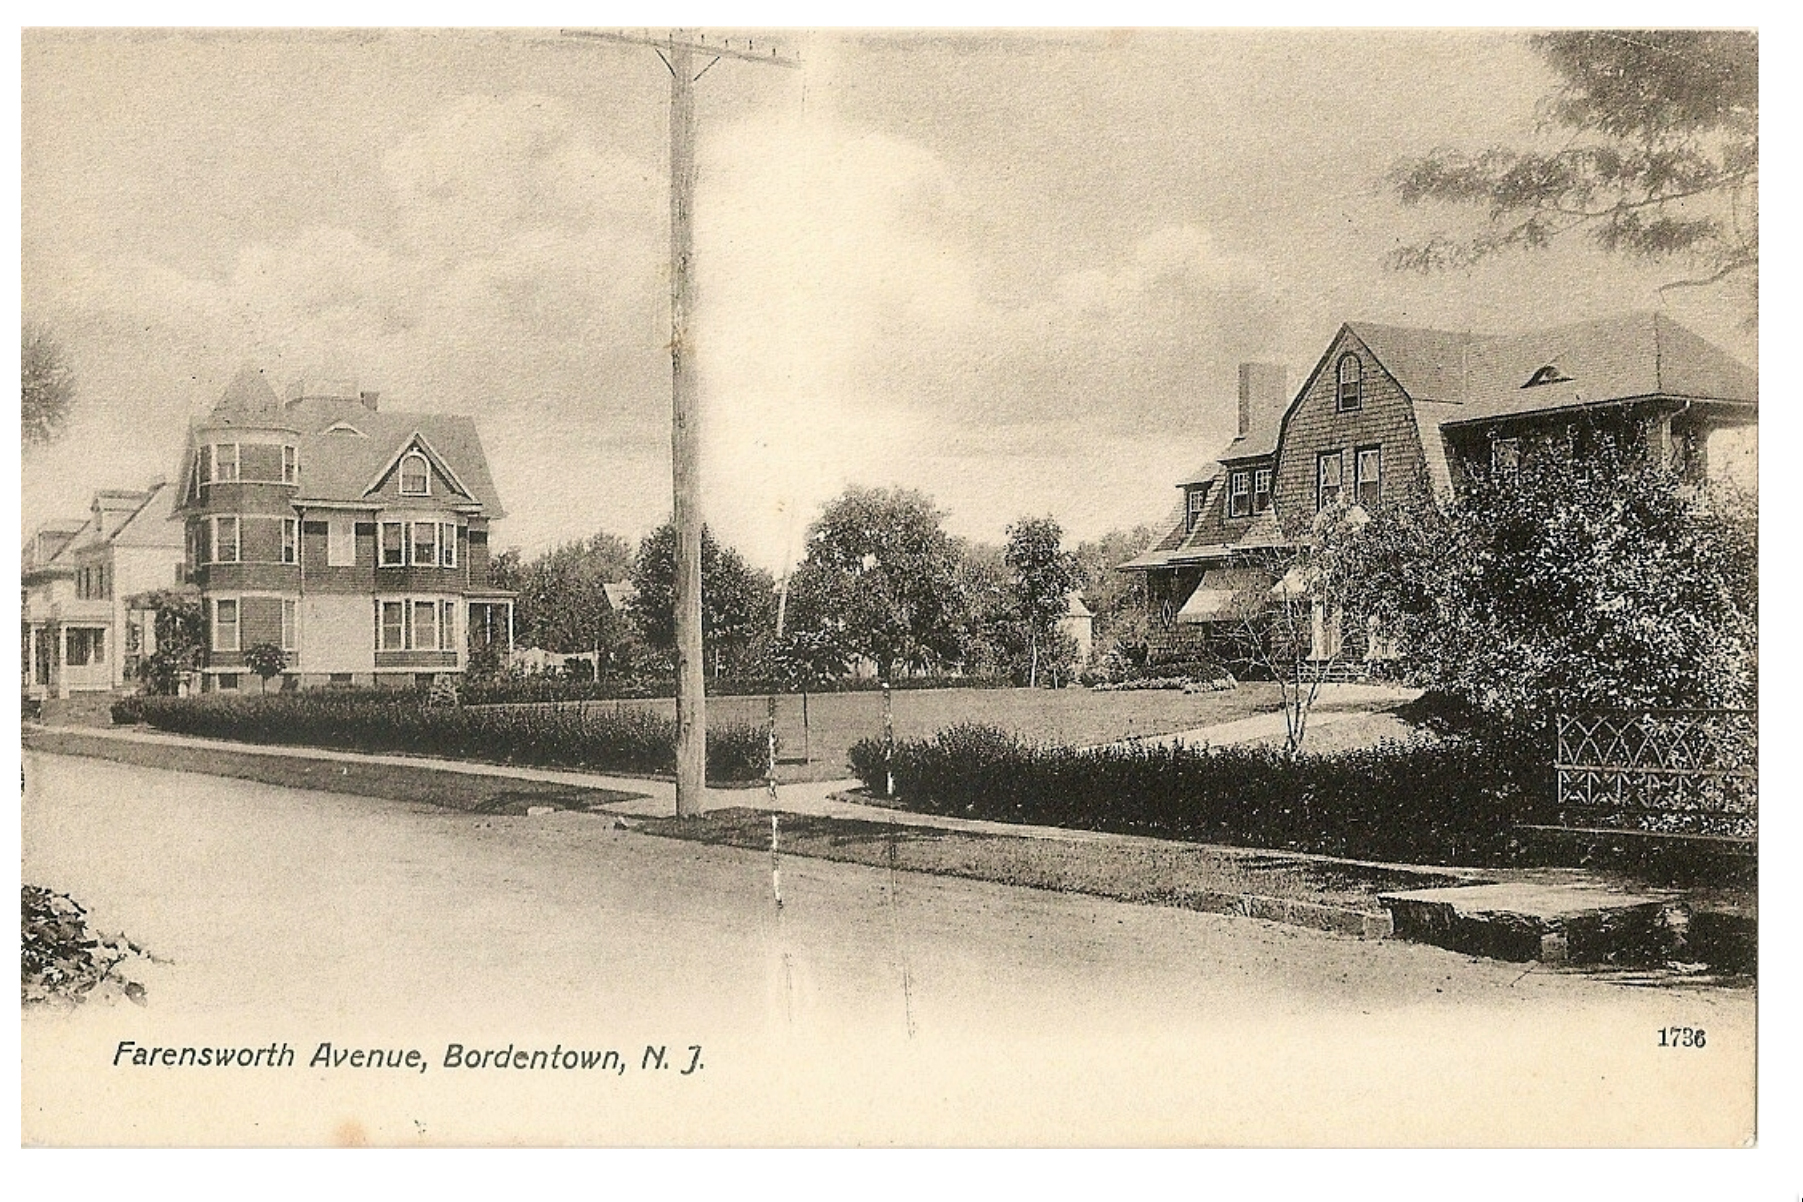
<box><xmin>18</xmin><ymin>24</ymin><xmax>1762</xmax><ymax>1151</ymax></box>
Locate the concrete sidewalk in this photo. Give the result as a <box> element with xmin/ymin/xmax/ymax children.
<box><xmin>32</xmin><ymin>722</ymin><xmax>1750</xmax><ymax>968</ymax></box>
<box><xmin>29</xmin><ymin>720</ymin><xmax>1486</xmax><ymax>877</ymax></box>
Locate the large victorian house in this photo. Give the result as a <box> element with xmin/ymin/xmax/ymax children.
<box><xmin>1121</xmin><ymin>311</ymin><xmax>1757</xmax><ymax>665</ymax></box>
<box><xmin>174</xmin><ymin>368</ymin><xmax>514</xmax><ymax>691</ymax></box>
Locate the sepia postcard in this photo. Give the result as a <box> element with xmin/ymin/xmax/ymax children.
<box><xmin>19</xmin><ymin>26</ymin><xmax>1762</xmax><ymax>1152</ymax></box>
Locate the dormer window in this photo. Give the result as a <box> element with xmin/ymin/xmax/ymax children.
<box><xmin>1187</xmin><ymin>486</ymin><xmax>1207</xmax><ymax>533</ymax></box>
<box><xmin>1522</xmin><ymin>364</ymin><xmax>1573</xmax><ymax>388</ymax></box>
<box><xmin>1228</xmin><ymin>470</ymin><xmax>1251</xmax><ymax>518</ymax></box>
<box><xmin>1336</xmin><ymin>355</ymin><xmax>1362</xmax><ymax>412</ymax></box>
<box><xmin>326</xmin><ymin>421</ymin><xmax>367</xmax><ymax>437</ymax></box>
<box><xmin>1253</xmin><ymin>467</ymin><xmax>1273</xmax><ymax>512</ymax></box>
<box><xmin>400</xmin><ymin>451</ymin><xmax>430</xmax><ymax>496</ymax></box>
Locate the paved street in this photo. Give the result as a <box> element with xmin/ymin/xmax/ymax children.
<box><xmin>24</xmin><ymin>750</ymin><xmax>1754</xmax><ymax>1146</ymax></box>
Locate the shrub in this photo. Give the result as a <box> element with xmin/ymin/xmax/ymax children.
<box><xmin>111</xmin><ymin>695</ymin><xmax>150</xmax><ymax>725</ymax></box>
<box><xmin>23</xmin><ymin>885</ymin><xmax>151</xmax><ymax>1008</ymax></box>
<box><xmin>243</xmin><ymin>643</ymin><xmax>288</xmax><ymax>692</ymax></box>
<box><xmin>850</xmin><ymin>723</ymin><xmax>1549</xmax><ymax>865</ymax></box>
<box><xmin>122</xmin><ymin>692</ymin><xmax>772</xmax><ymax>782</ymax></box>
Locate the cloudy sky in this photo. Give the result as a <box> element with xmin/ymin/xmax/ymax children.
<box><xmin>21</xmin><ymin>27</ymin><xmax>1756</xmax><ymax>571</ymax></box>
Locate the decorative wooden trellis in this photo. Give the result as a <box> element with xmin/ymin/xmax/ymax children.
<box><xmin>1555</xmin><ymin>709</ymin><xmax>1757</xmax><ymax>841</ymax></box>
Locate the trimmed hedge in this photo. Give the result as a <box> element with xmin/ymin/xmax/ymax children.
<box><xmin>113</xmin><ymin>692</ymin><xmax>772</xmax><ymax>782</ymax></box>
<box><xmin>850</xmin><ymin>722</ymin><xmax>1552</xmax><ymax>866</ymax></box>
<box><xmin>458</xmin><ymin>674</ymin><xmax>1016</xmax><ymax>706</ymax></box>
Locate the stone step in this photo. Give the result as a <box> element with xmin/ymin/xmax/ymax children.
<box><xmin>1377</xmin><ymin>882</ymin><xmax>1675</xmax><ymax>965</ymax></box>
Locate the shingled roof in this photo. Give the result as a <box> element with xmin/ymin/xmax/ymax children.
<box><xmin>1442</xmin><ymin>310</ymin><xmax>1756</xmax><ymax>426</ymax></box>
<box><xmin>191</xmin><ymin>386</ymin><xmax>506</xmax><ymax>518</ymax></box>
<box><xmin>1119</xmin><ymin>310</ymin><xmax>1753</xmax><ymax>574</ymax></box>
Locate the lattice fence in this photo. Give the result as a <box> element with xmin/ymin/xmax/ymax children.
<box><xmin>1555</xmin><ymin>709</ymin><xmax>1757</xmax><ymax>841</ymax></box>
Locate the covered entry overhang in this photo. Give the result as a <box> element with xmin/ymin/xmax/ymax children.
<box><xmin>1173</xmin><ymin>567</ymin><xmax>1274</xmax><ymax>624</ymax></box>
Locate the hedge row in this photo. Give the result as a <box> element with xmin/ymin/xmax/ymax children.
<box><xmin>849</xmin><ymin>723</ymin><xmax>1552</xmax><ymax>866</ymax></box>
<box><xmin>113</xmin><ymin>692</ymin><xmax>772</xmax><ymax>782</ymax></box>
<box><xmin>459</xmin><ymin>673</ymin><xmax>1017</xmax><ymax>706</ymax></box>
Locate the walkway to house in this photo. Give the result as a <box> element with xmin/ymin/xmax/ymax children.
<box><xmin>1094</xmin><ymin>682</ymin><xmax>1425</xmax><ymax>752</ymax></box>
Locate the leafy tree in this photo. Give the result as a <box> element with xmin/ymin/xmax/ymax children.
<box><xmin>951</xmin><ymin>538</ymin><xmax>1016</xmax><ymax>677</ymax></box>
<box><xmin>629</xmin><ymin>523</ymin><xmax>775</xmax><ymax>679</ymax></box>
<box><xmin>1388</xmin><ymin>31</ymin><xmax>1757</xmax><ymax>314</ymax></box>
<box><xmin>1071</xmin><ymin>524</ymin><xmax>1157</xmax><ymax>672</ymax></box>
<box><xmin>1225</xmin><ymin>503</ymin><xmax>1371</xmax><ymax>754</ymax></box>
<box><xmin>784</xmin><ymin>486</ymin><xmax>966</xmax><ymax>681</ymax></box>
<box><xmin>507</xmin><ymin>533</ymin><xmax>637</xmax><ymax>673</ymax></box>
<box><xmin>243</xmin><ymin>643</ymin><xmax>288</xmax><ymax>694</ymax></box>
<box><xmin>129</xmin><ymin>589</ymin><xmax>206</xmax><ymax>695</ymax></box>
<box><xmin>1005</xmin><ymin>516</ymin><xmax>1079</xmax><ymax>687</ymax></box>
<box><xmin>23</xmin><ymin>321</ymin><xmax>76</xmax><ymax>448</ymax></box>
<box><xmin>1335</xmin><ymin>441</ymin><xmax>1756</xmax><ymax>739</ymax></box>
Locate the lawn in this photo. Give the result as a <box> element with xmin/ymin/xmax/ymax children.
<box><xmin>591</xmin><ymin>683</ymin><xmax>1291</xmax><ymax>781</ymax></box>
<box><xmin>639</xmin><ymin>806</ymin><xmax>1466</xmax><ymax>914</ymax></box>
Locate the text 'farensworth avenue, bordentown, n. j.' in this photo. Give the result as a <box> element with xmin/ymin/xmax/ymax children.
<box><xmin>110</xmin><ymin>1041</ymin><xmax>706</xmax><ymax>1076</ymax></box>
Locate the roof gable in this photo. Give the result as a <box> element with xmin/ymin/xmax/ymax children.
<box><xmin>275</xmin><ymin>400</ymin><xmax>506</xmax><ymax>517</ymax></box>
<box><xmin>363</xmin><ymin>433</ymin><xmax>475</xmax><ymax>502</ymax></box>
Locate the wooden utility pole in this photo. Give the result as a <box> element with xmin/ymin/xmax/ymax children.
<box><xmin>563</xmin><ymin>29</ymin><xmax>799</xmax><ymax>818</ymax></box>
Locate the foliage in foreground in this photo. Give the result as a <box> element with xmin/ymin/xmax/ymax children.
<box><xmin>1338</xmin><ymin>445</ymin><xmax>1756</xmax><ymax>737</ymax></box>
<box><xmin>114</xmin><ymin>692</ymin><xmax>773</xmax><ymax>781</ymax></box>
<box><xmin>850</xmin><ymin>723</ymin><xmax>1550</xmax><ymax>866</ymax></box>
<box><xmin>23</xmin><ymin>886</ymin><xmax>151</xmax><ymax>1009</ymax></box>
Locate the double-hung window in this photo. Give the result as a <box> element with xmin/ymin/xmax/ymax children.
<box><xmin>412</xmin><ymin>522</ymin><xmax>439</xmax><ymax>567</ymax></box>
<box><xmin>213</xmin><ymin>443</ymin><xmax>239</xmax><ymax>483</ymax></box>
<box><xmin>1187</xmin><ymin>487</ymin><xmax>1207</xmax><ymax>533</ymax></box>
<box><xmin>282</xmin><ymin>445</ymin><xmax>299</xmax><ymax>485</ymax></box>
<box><xmin>380</xmin><ymin>521</ymin><xmax>406</xmax><ymax>567</ymax></box>
<box><xmin>1253</xmin><ymin>467</ymin><xmax>1273</xmax><ymax>512</ymax></box>
<box><xmin>212</xmin><ymin>516</ymin><xmax>240</xmax><ymax>563</ymax></box>
<box><xmin>282</xmin><ymin>518</ymin><xmax>298</xmax><ymax>564</ymax></box>
<box><xmin>440</xmin><ymin>523</ymin><xmax>458</xmax><ymax>568</ymax></box>
<box><xmin>1317</xmin><ymin>450</ymin><xmax>1344</xmax><ymax>511</ymax></box>
<box><xmin>281</xmin><ymin>600</ymin><xmax>297</xmax><ymax>651</ymax></box>
<box><xmin>380</xmin><ymin>600</ymin><xmax>407</xmax><ymax>651</ymax></box>
<box><xmin>213</xmin><ymin>599</ymin><xmax>240</xmax><ymax>652</ymax></box>
<box><xmin>1355</xmin><ymin>446</ymin><xmax>1382</xmax><ymax>509</ymax></box>
<box><xmin>1227</xmin><ymin>471</ymin><xmax>1251</xmax><ymax>518</ymax></box>
<box><xmin>413</xmin><ymin>600</ymin><xmax>440</xmax><ymax>651</ymax></box>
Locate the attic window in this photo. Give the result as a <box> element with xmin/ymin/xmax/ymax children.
<box><xmin>1335</xmin><ymin>354</ymin><xmax>1362</xmax><ymax>412</ymax></box>
<box><xmin>1522</xmin><ymin>364</ymin><xmax>1573</xmax><ymax>389</ymax></box>
<box><xmin>325</xmin><ymin>421</ymin><xmax>367</xmax><ymax>436</ymax></box>
<box><xmin>400</xmin><ymin>451</ymin><xmax>431</xmax><ymax>496</ymax></box>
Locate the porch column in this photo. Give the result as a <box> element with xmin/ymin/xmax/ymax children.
<box><xmin>506</xmin><ymin>601</ymin><xmax>515</xmax><ymax>656</ymax></box>
<box><xmin>54</xmin><ymin>623</ymin><xmax>67</xmax><ymax>700</ymax></box>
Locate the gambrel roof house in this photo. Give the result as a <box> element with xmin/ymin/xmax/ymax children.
<box><xmin>1121</xmin><ymin>311</ymin><xmax>1756</xmax><ymax>652</ymax></box>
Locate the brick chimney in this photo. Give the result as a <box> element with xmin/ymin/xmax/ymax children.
<box><xmin>1238</xmin><ymin>362</ymin><xmax>1288</xmax><ymax>437</ymax></box>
